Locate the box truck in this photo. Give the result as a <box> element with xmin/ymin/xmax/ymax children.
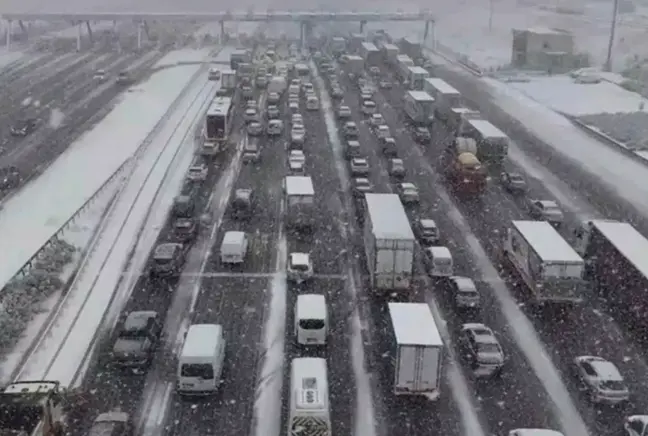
<box><xmin>407</xmin><ymin>66</ymin><xmax>430</xmax><ymax>90</ymax></box>
<box><xmin>404</xmin><ymin>90</ymin><xmax>435</xmax><ymax>125</ymax></box>
<box><xmin>461</xmin><ymin>119</ymin><xmax>509</xmax><ymax>167</ymax></box>
<box><xmin>363</xmin><ymin>193</ymin><xmax>415</xmax><ymax>293</ymax></box>
<box><xmin>504</xmin><ymin>220</ymin><xmax>587</xmax><ymax>304</ymax></box>
<box><xmin>346</xmin><ymin>55</ymin><xmax>365</xmax><ymax>76</ymax></box>
<box><xmin>359</xmin><ymin>42</ymin><xmax>380</xmax><ymax>66</ymax></box>
<box><xmin>396</xmin><ymin>55</ymin><xmax>415</xmax><ymax>80</ymax></box>
<box><xmin>381</xmin><ymin>43</ymin><xmax>399</xmax><ymax>64</ymax></box>
<box><xmin>388</xmin><ymin>303</ymin><xmax>443</xmax><ymax>399</ymax></box>
<box><xmin>423</xmin><ymin>78</ymin><xmax>462</xmax><ymax>121</ymax></box>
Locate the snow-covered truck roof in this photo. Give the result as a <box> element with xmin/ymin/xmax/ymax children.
<box><xmin>364</xmin><ymin>193</ymin><xmax>414</xmax><ymax>240</ymax></box>
<box><xmin>467</xmin><ymin>119</ymin><xmax>508</xmax><ymax>139</ymax></box>
<box><xmin>407</xmin><ymin>90</ymin><xmax>434</xmax><ymax>102</ymax></box>
<box><xmin>388</xmin><ymin>302</ymin><xmax>442</xmax><ymax>346</ymax></box>
<box><xmin>512</xmin><ymin>220</ymin><xmax>583</xmax><ymax>263</ymax></box>
<box><xmin>589</xmin><ymin>220</ymin><xmax>648</xmax><ymax>280</ymax></box>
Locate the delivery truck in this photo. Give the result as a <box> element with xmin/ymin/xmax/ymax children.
<box><xmin>423</xmin><ymin>78</ymin><xmax>462</xmax><ymax>121</ymax></box>
<box><xmin>267</xmin><ymin>76</ymin><xmax>287</xmax><ymax>95</ymax></box>
<box><xmin>387</xmin><ymin>303</ymin><xmax>443</xmax><ymax>399</ymax></box>
<box><xmin>363</xmin><ymin>193</ymin><xmax>415</xmax><ymax>294</ymax></box>
<box><xmin>330</xmin><ymin>36</ymin><xmax>346</xmax><ymax>56</ymax></box>
<box><xmin>284</xmin><ymin>176</ymin><xmax>315</xmax><ymax>232</ymax></box>
<box><xmin>447</xmin><ymin>107</ymin><xmax>481</xmax><ymax>136</ymax></box>
<box><xmin>461</xmin><ymin>119</ymin><xmax>509</xmax><ymax>168</ymax></box>
<box><xmin>407</xmin><ymin>66</ymin><xmax>430</xmax><ymax>90</ymax></box>
<box><xmin>404</xmin><ymin>90</ymin><xmax>435</xmax><ymax>125</ymax></box>
<box><xmin>359</xmin><ymin>42</ymin><xmax>381</xmax><ymax>66</ymax></box>
<box><xmin>346</xmin><ymin>55</ymin><xmax>365</xmax><ymax>76</ymax></box>
<box><xmin>396</xmin><ymin>54</ymin><xmax>415</xmax><ymax>80</ymax></box>
<box><xmin>399</xmin><ymin>37</ymin><xmax>422</xmax><ymax>60</ymax></box>
<box><xmin>381</xmin><ymin>43</ymin><xmax>399</xmax><ymax>64</ymax></box>
<box><xmin>504</xmin><ymin>220</ymin><xmax>587</xmax><ymax>304</ymax></box>
<box><xmin>574</xmin><ymin>220</ymin><xmax>648</xmax><ymax>331</ymax></box>
<box><xmin>349</xmin><ymin>33</ymin><xmax>365</xmax><ymax>53</ymax></box>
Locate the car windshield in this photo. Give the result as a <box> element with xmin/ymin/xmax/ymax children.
<box><xmin>477</xmin><ymin>342</ymin><xmax>500</xmax><ymax>354</ymax></box>
<box><xmin>599</xmin><ymin>380</ymin><xmax>626</xmax><ymax>391</ymax></box>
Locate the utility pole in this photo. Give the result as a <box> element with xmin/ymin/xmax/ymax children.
<box><xmin>489</xmin><ymin>0</ymin><xmax>494</xmax><ymax>32</ymax></box>
<box><xmin>604</xmin><ymin>0</ymin><xmax>619</xmax><ymax>71</ymax></box>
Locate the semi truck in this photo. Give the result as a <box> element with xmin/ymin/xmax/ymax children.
<box><xmin>267</xmin><ymin>76</ymin><xmax>287</xmax><ymax>95</ymax></box>
<box><xmin>346</xmin><ymin>55</ymin><xmax>365</xmax><ymax>76</ymax></box>
<box><xmin>447</xmin><ymin>107</ymin><xmax>481</xmax><ymax>136</ymax></box>
<box><xmin>396</xmin><ymin>55</ymin><xmax>415</xmax><ymax>80</ymax></box>
<box><xmin>0</xmin><ymin>381</ymin><xmax>67</xmax><ymax>436</ymax></box>
<box><xmin>330</xmin><ymin>36</ymin><xmax>346</xmax><ymax>56</ymax></box>
<box><xmin>363</xmin><ymin>193</ymin><xmax>415</xmax><ymax>294</ymax></box>
<box><xmin>399</xmin><ymin>37</ymin><xmax>422</xmax><ymax>60</ymax></box>
<box><xmin>423</xmin><ymin>78</ymin><xmax>462</xmax><ymax>122</ymax></box>
<box><xmin>220</xmin><ymin>69</ymin><xmax>237</xmax><ymax>94</ymax></box>
<box><xmin>407</xmin><ymin>66</ymin><xmax>430</xmax><ymax>90</ymax></box>
<box><xmin>442</xmin><ymin>140</ymin><xmax>487</xmax><ymax>195</ymax></box>
<box><xmin>349</xmin><ymin>33</ymin><xmax>365</xmax><ymax>53</ymax></box>
<box><xmin>359</xmin><ymin>42</ymin><xmax>381</xmax><ymax>66</ymax></box>
<box><xmin>461</xmin><ymin>119</ymin><xmax>509</xmax><ymax>168</ymax></box>
<box><xmin>230</xmin><ymin>49</ymin><xmax>250</xmax><ymax>70</ymax></box>
<box><xmin>381</xmin><ymin>43</ymin><xmax>399</xmax><ymax>64</ymax></box>
<box><xmin>404</xmin><ymin>90</ymin><xmax>435</xmax><ymax>126</ymax></box>
<box><xmin>574</xmin><ymin>220</ymin><xmax>648</xmax><ymax>331</ymax></box>
<box><xmin>284</xmin><ymin>176</ymin><xmax>315</xmax><ymax>232</ymax></box>
<box><xmin>387</xmin><ymin>303</ymin><xmax>443</xmax><ymax>399</ymax></box>
<box><xmin>504</xmin><ymin>220</ymin><xmax>587</xmax><ymax>304</ymax></box>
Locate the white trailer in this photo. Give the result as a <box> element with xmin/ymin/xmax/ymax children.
<box><xmin>381</xmin><ymin>43</ymin><xmax>399</xmax><ymax>64</ymax></box>
<box><xmin>221</xmin><ymin>69</ymin><xmax>237</xmax><ymax>91</ymax></box>
<box><xmin>363</xmin><ymin>193</ymin><xmax>415</xmax><ymax>293</ymax></box>
<box><xmin>504</xmin><ymin>220</ymin><xmax>587</xmax><ymax>303</ymax></box>
<box><xmin>284</xmin><ymin>176</ymin><xmax>315</xmax><ymax>231</ymax></box>
<box><xmin>388</xmin><ymin>303</ymin><xmax>443</xmax><ymax>398</ymax></box>
<box><xmin>447</xmin><ymin>107</ymin><xmax>481</xmax><ymax>135</ymax></box>
<box><xmin>267</xmin><ymin>76</ymin><xmax>287</xmax><ymax>94</ymax></box>
<box><xmin>404</xmin><ymin>90</ymin><xmax>435</xmax><ymax>125</ymax></box>
<box><xmin>330</xmin><ymin>36</ymin><xmax>346</xmax><ymax>55</ymax></box>
<box><xmin>359</xmin><ymin>42</ymin><xmax>380</xmax><ymax>66</ymax></box>
<box><xmin>346</xmin><ymin>55</ymin><xmax>365</xmax><ymax>76</ymax></box>
<box><xmin>396</xmin><ymin>54</ymin><xmax>415</xmax><ymax>80</ymax></box>
<box><xmin>407</xmin><ymin>66</ymin><xmax>430</xmax><ymax>90</ymax></box>
<box><xmin>423</xmin><ymin>78</ymin><xmax>462</xmax><ymax>121</ymax></box>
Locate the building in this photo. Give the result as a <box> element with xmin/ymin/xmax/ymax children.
<box><xmin>511</xmin><ymin>27</ymin><xmax>575</xmax><ymax>71</ymax></box>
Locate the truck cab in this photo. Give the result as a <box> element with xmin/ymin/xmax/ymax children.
<box><xmin>0</xmin><ymin>381</ymin><xmax>66</xmax><ymax>436</ymax></box>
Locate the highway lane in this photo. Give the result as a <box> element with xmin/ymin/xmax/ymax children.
<box><xmin>374</xmin><ymin>58</ymin><xmax>648</xmax><ymax>433</ymax></box>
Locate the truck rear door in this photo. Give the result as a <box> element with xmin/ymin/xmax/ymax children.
<box><xmin>395</xmin><ymin>345</ymin><xmax>440</xmax><ymax>393</ymax></box>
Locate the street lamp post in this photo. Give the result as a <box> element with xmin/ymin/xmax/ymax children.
<box><xmin>604</xmin><ymin>0</ymin><xmax>620</xmax><ymax>71</ymax></box>
<box><xmin>489</xmin><ymin>0</ymin><xmax>494</xmax><ymax>32</ymax></box>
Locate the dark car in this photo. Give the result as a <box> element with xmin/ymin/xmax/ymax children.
<box><xmin>112</xmin><ymin>311</ymin><xmax>161</xmax><ymax>369</ymax></box>
<box><xmin>173</xmin><ymin>218</ymin><xmax>198</xmax><ymax>243</ymax></box>
<box><xmin>0</xmin><ymin>166</ymin><xmax>22</xmax><ymax>191</ymax></box>
<box><xmin>231</xmin><ymin>188</ymin><xmax>255</xmax><ymax>219</ymax></box>
<box><xmin>413</xmin><ymin>127</ymin><xmax>431</xmax><ymax>143</ymax></box>
<box><xmin>10</xmin><ymin>118</ymin><xmax>38</xmax><ymax>137</ymax></box>
<box><xmin>87</xmin><ymin>411</ymin><xmax>133</xmax><ymax>436</ymax></box>
<box><xmin>500</xmin><ymin>171</ymin><xmax>528</xmax><ymax>194</ymax></box>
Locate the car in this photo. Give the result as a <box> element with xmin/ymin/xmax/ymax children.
<box><xmin>361</xmin><ymin>100</ymin><xmax>377</xmax><ymax>115</ymax></box>
<box><xmin>186</xmin><ymin>162</ymin><xmax>208</xmax><ymax>182</ymax></box>
<box><xmin>413</xmin><ymin>127</ymin><xmax>431</xmax><ymax>143</ymax></box>
<box><xmin>267</xmin><ymin>92</ymin><xmax>280</xmax><ymax>104</ymax></box>
<box><xmin>527</xmin><ymin>199</ymin><xmax>564</xmax><ymax>225</ymax></box>
<box><xmin>291</xmin><ymin>125</ymin><xmax>306</xmax><ymax>144</ymax></box>
<box><xmin>256</xmin><ymin>75</ymin><xmax>267</xmax><ymax>88</ymax></box>
<box><xmin>242</xmin><ymin>86</ymin><xmax>254</xmax><ymax>99</ymax></box>
<box><xmin>369</xmin><ymin>113</ymin><xmax>385</xmax><ymax>127</ymax></box>
<box><xmin>267</xmin><ymin>119</ymin><xmax>284</xmax><ymax>136</ymax></box>
<box><xmin>352</xmin><ymin>177</ymin><xmax>373</xmax><ymax>197</ymax></box>
<box><xmin>87</xmin><ymin>411</ymin><xmax>133</xmax><ymax>436</ymax></box>
<box><xmin>337</xmin><ymin>105</ymin><xmax>352</xmax><ymax>119</ymax></box>
<box><xmin>10</xmin><ymin>118</ymin><xmax>38</xmax><ymax>137</ymax></box>
<box><xmin>289</xmin><ymin>101</ymin><xmax>300</xmax><ymax>112</ymax></box>
<box><xmin>116</xmin><ymin>71</ymin><xmax>131</xmax><ymax>85</ymax></box>
<box><xmin>381</xmin><ymin>137</ymin><xmax>397</xmax><ymax>157</ymax></box>
<box><xmin>343</xmin><ymin>121</ymin><xmax>359</xmax><ymax>138</ymax></box>
<box><xmin>302</xmin><ymin>82</ymin><xmax>314</xmax><ymax>93</ymax></box>
<box><xmin>231</xmin><ymin>188</ymin><xmax>254</xmax><ymax>219</ymax></box>
<box><xmin>244</xmin><ymin>108</ymin><xmax>259</xmax><ymax>123</ymax></box>
<box><xmin>289</xmin><ymin>150</ymin><xmax>306</xmax><ymax>165</ymax></box>
<box><xmin>173</xmin><ymin>218</ymin><xmax>198</xmax><ymax>243</ymax></box>
<box><xmin>289</xmin><ymin>159</ymin><xmax>306</xmax><ymax>174</ymax></box>
<box><xmin>266</xmin><ymin>105</ymin><xmax>280</xmax><ymax>119</ymax></box>
<box><xmin>93</xmin><ymin>69</ymin><xmax>107</xmax><ymax>81</ymax></box>
<box><xmin>247</xmin><ymin>121</ymin><xmax>263</xmax><ymax>136</ymax></box>
<box><xmin>292</xmin><ymin>114</ymin><xmax>304</xmax><ymax>125</ymax></box>
<box><xmin>287</xmin><ymin>252</ymin><xmax>314</xmax><ymax>284</ymax></box>
<box><xmin>414</xmin><ymin>218</ymin><xmax>440</xmax><ymax>245</ymax></box>
<box><xmin>350</xmin><ymin>157</ymin><xmax>370</xmax><ymax>176</ymax></box>
<box><xmin>379</xmin><ymin>79</ymin><xmax>392</xmax><ymax>89</ymax></box>
<box><xmin>289</xmin><ymin>84</ymin><xmax>300</xmax><ymax>95</ymax></box>
<box><xmin>448</xmin><ymin>276</ymin><xmax>480</xmax><ymax>309</ymax></box>
<box><xmin>246</xmin><ymin>99</ymin><xmax>257</xmax><ymax>109</ymax></box>
<box><xmin>208</xmin><ymin>68</ymin><xmax>220</xmax><ymax>80</ymax></box>
<box><xmin>306</xmin><ymin>96</ymin><xmax>320</xmax><ymax>110</ymax></box>
<box><xmin>112</xmin><ymin>310</ymin><xmax>161</xmax><ymax>369</ymax></box>
<box><xmin>624</xmin><ymin>416</ymin><xmax>648</xmax><ymax>436</ymax></box>
<box><xmin>0</xmin><ymin>166</ymin><xmax>21</xmax><ymax>191</ymax></box>
<box><xmin>573</xmin><ymin>355</ymin><xmax>629</xmax><ymax>404</ymax></box>
<box><xmin>369</xmin><ymin>66</ymin><xmax>381</xmax><ymax>76</ymax></box>
<box><xmin>375</xmin><ymin>124</ymin><xmax>391</xmax><ymax>140</ymax></box>
<box><xmin>388</xmin><ymin>158</ymin><xmax>405</xmax><ymax>178</ymax></box>
<box><xmin>331</xmin><ymin>87</ymin><xmax>344</xmax><ymax>99</ymax></box>
<box><xmin>500</xmin><ymin>171</ymin><xmax>528</xmax><ymax>194</ymax></box>
<box><xmin>397</xmin><ymin>182</ymin><xmax>419</xmax><ymax>204</ymax></box>
<box><xmin>291</xmin><ymin>78</ymin><xmax>301</xmax><ymax>86</ymax></box>
<box><xmin>459</xmin><ymin>323</ymin><xmax>505</xmax><ymax>378</ymax></box>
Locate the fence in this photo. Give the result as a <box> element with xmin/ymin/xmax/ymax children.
<box><xmin>0</xmin><ymin>50</ymin><xmax>214</xmax><ymax>295</ymax></box>
<box><xmin>427</xmin><ymin>41</ymin><xmax>484</xmax><ymax>77</ymax></box>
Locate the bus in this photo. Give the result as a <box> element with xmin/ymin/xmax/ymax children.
<box><xmin>202</xmin><ymin>96</ymin><xmax>234</xmax><ymax>156</ymax></box>
<box><xmin>288</xmin><ymin>358</ymin><xmax>331</xmax><ymax>436</ymax></box>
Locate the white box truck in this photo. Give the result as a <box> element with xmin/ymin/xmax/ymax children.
<box><xmin>404</xmin><ymin>90</ymin><xmax>435</xmax><ymax>126</ymax></box>
<box><xmin>267</xmin><ymin>76</ymin><xmax>287</xmax><ymax>95</ymax></box>
<box><xmin>388</xmin><ymin>302</ymin><xmax>443</xmax><ymax>399</ymax></box>
<box><xmin>381</xmin><ymin>43</ymin><xmax>399</xmax><ymax>64</ymax></box>
<box><xmin>284</xmin><ymin>176</ymin><xmax>315</xmax><ymax>231</ymax></box>
<box><xmin>423</xmin><ymin>78</ymin><xmax>462</xmax><ymax>121</ymax></box>
<box><xmin>359</xmin><ymin>42</ymin><xmax>380</xmax><ymax>66</ymax></box>
<box><xmin>504</xmin><ymin>220</ymin><xmax>587</xmax><ymax>304</ymax></box>
<box><xmin>396</xmin><ymin>54</ymin><xmax>414</xmax><ymax>80</ymax></box>
<box><xmin>407</xmin><ymin>66</ymin><xmax>430</xmax><ymax>90</ymax></box>
<box><xmin>346</xmin><ymin>55</ymin><xmax>365</xmax><ymax>76</ymax></box>
<box><xmin>363</xmin><ymin>193</ymin><xmax>415</xmax><ymax>293</ymax></box>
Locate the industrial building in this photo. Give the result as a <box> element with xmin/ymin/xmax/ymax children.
<box><xmin>511</xmin><ymin>27</ymin><xmax>575</xmax><ymax>71</ymax></box>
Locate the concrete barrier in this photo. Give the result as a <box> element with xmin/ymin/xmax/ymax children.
<box><xmin>426</xmin><ymin>42</ymin><xmax>483</xmax><ymax>77</ymax></box>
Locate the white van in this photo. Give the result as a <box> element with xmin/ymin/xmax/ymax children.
<box><xmin>295</xmin><ymin>294</ymin><xmax>328</xmax><ymax>346</ymax></box>
<box><xmin>362</xmin><ymin>100</ymin><xmax>376</xmax><ymax>115</ymax></box>
<box><xmin>177</xmin><ymin>324</ymin><xmax>226</xmax><ymax>395</ymax></box>
<box><xmin>306</xmin><ymin>96</ymin><xmax>320</xmax><ymax>111</ymax></box>
<box><xmin>423</xmin><ymin>246</ymin><xmax>454</xmax><ymax>277</ymax></box>
<box><xmin>220</xmin><ymin>231</ymin><xmax>248</xmax><ymax>264</ymax></box>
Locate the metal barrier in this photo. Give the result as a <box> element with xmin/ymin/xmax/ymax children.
<box><xmin>0</xmin><ymin>51</ymin><xmax>213</xmax><ymax>294</ymax></box>
<box><xmin>426</xmin><ymin>42</ymin><xmax>483</xmax><ymax>77</ymax></box>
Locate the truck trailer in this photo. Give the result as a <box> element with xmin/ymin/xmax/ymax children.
<box><xmin>423</xmin><ymin>78</ymin><xmax>462</xmax><ymax>121</ymax></box>
<box><xmin>363</xmin><ymin>193</ymin><xmax>415</xmax><ymax>293</ymax></box>
<box><xmin>387</xmin><ymin>303</ymin><xmax>443</xmax><ymax>398</ymax></box>
<box><xmin>349</xmin><ymin>33</ymin><xmax>366</xmax><ymax>53</ymax></box>
<box><xmin>504</xmin><ymin>220</ymin><xmax>587</xmax><ymax>304</ymax></box>
<box><xmin>346</xmin><ymin>55</ymin><xmax>365</xmax><ymax>76</ymax></box>
<box><xmin>575</xmin><ymin>220</ymin><xmax>648</xmax><ymax>331</ymax></box>
<box><xmin>330</xmin><ymin>36</ymin><xmax>346</xmax><ymax>56</ymax></box>
<box><xmin>381</xmin><ymin>43</ymin><xmax>399</xmax><ymax>64</ymax></box>
<box><xmin>407</xmin><ymin>66</ymin><xmax>430</xmax><ymax>90</ymax></box>
<box><xmin>230</xmin><ymin>49</ymin><xmax>250</xmax><ymax>70</ymax></box>
<box><xmin>359</xmin><ymin>42</ymin><xmax>381</xmax><ymax>66</ymax></box>
<box><xmin>396</xmin><ymin>55</ymin><xmax>415</xmax><ymax>80</ymax></box>
<box><xmin>447</xmin><ymin>107</ymin><xmax>481</xmax><ymax>136</ymax></box>
<box><xmin>404</xmin><ymin>90</ymin><xmax>435</xmax><ymax>125</ymax></box>
<box><xmin>399</xmin><ymin>37</ymin><xmax>422</xmax><ymax>60</ymax></box>
<box><xmin>461</xmin><ymin>119</ymin><xmax>509</xmax><ymax>168</ymax></box>
<box><xmin>284</xmin><ymin>176</ymin><xmax>315</xmax><ymax>232</ymax></box>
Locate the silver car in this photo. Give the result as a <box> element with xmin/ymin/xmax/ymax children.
<box><xmin>527</xmin><ymin>199</ymin><xmax>564</xmax><ymax>225</ymax></box>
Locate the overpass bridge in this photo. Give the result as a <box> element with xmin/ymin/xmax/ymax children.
<box><xmin>0</xmin><ymin>10</ymin><xmax>435</xmax><ymax>50</ymax></box>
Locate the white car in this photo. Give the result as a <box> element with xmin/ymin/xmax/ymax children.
<box><xmin>287</xmin><ymin>252</ymin><xmax>314</xmax><ymax>283</ymax></box>
<box><xmin>337</xmin><ymin>105</ymin><xmax>351</xmax><ymax>119</ymax></box>
<box><xmin>187</xmin><ymin>163</ymin><xmax>208</xmax><ymax>182</ymax></box>
<box><xmin>246</xmin><ymin>99</ymin><xmax>257</xmax><ymax>109</ymax></box>
<box><xmin>459</xmin><ymin>323</ymin><xmax>505</xmax><ymax>377</ymax></box>
<box><xmin>306</xmin><ymin>97</ymin><xmax>320</xmax><ymax>111</ymax></box>
<box><xmin>343</xmin><ymin>121</ymin><xmax>359</xmax><ymax>138</ymax></box>
<box><xmin>291</xmin><ymin>125</ymin><xmax>306</xmax><ymax>144</ymax></box>
<box><xmin>267</xmin><ymin>92</ymin><xmax>280</xmax><ymax>104</ymax></box>
<box><xmin>302</xmin><ymin>82</ymin><xmax>314</xmax><ymax>93</ymax></box>
<box><xmin>376</xmin><ymin>124</ymin><xmax>391</xmax><ymax>139</ymax></box>
<box><xmin>291</xmin><ymin>114</ymin><xmax>304</xmax><ymax>125</ymax></box>
<box><xmin>361</xmin><ymin>100</ymin><xmax>377</xmax><ymax>115</ymax></box>
<box><xmin>267</xmin><ymin>105</ymin><xmax>280</xmax><ymax>119</ymax></box>
<box><xmin>208</xmin><ymin>68</ymin><xmax>220</xmax><ymax>80</ymax></box>
<box><xmin>527</xmin><ymin>199</ymin><xmax>564</xmax><ymax>225</ymax></box>
<box><xmin>247</xmin><ymin>122</ymin><xmax>263</xmax><ymax>136</ymax></box>
<box><xmin>397</xmin><ymin>182</ymin><xmax>419</xmax><ymax>204</ymax></box>
<box><xmin>350</xmin><ymin>158</ymin><xmax>369</xmax><ymax>176</ymax></box>
<box><xmin>573</xmin><ymin>355</ymin><xmax>630</xmax><ymax>404</ymax></box>
<box><xmin>93</xmin><ymin>69</ymin><xmax>107</xmax><ymax>81</ymax></box>
<box><xmin>267</xmin><ymin>119</ymin><xmax>284</xmax><ymax>136</ymax></box>
<box><xmin>244</xmin><ymin>108</ymin><xmax>258</xmax><ymax>123</ymax></box>
<box><xmin>289</xmin><ymin>101</ymin><xmax>299</xmax><ymax>113</ymax></box>
<box><xmin>289</xmin><ymin>159</ymin><xmax>305</xmax><ymax>174</ymax></box>
<box><xmin>369</xmin><ymin>113</ymin><xmax>385</xmax><ymax>127</ymax></box>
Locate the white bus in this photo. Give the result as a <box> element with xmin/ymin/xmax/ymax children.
<box><xmin>288</xmin><ymin>358</ymin><xmax>331</xmax><ymax>436</ymax></box>
<box><xmin>203</xmin><ymin>96</ymin><xmax>234</xmax><ymax>156</ymax></box>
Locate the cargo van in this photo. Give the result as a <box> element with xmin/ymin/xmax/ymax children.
<box><xmin>423</xmin><ymin>246</ymin><xmax>453</xmax><ymax>277</ymax></box>
<box><xmin>177</xmin><ymin>324</ymin><xmax>226</xmax><ymax>395</ymax></box>
<box><xmin>295</xmin><ymin>294</ymin><xmax>328</xmax><ymax>346</ymax></box>
<box><xmin>220</xmin><ymin>231</ymin><xmax>249</xmax><ymax>264</ymax></box>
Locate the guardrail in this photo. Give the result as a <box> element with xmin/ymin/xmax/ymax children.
<box><xmin>0</xmin><ymin>51</ymin><xmax>213</xmax><ymax>295</ymax></box>
<box><xmin>425</xmin><ymin>41</ymin><xmax>483</xmax><ymax>77</ymax></box>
